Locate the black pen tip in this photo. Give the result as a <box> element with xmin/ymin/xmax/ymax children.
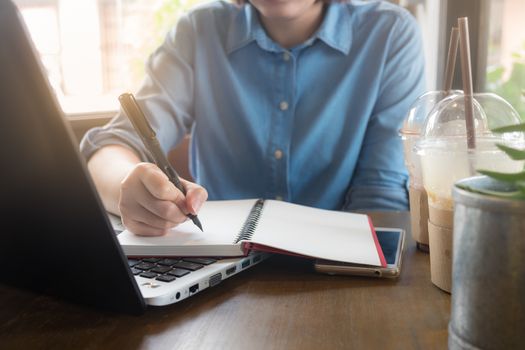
<box><xmin>193</xmin><ymin>217</ymin><xmax>203</xmax><ymax>232</ymax></box>
<box><xmin>188</xmin><ymin>213</ymin><xmax>203</xmax><ymax>231</ymax></box>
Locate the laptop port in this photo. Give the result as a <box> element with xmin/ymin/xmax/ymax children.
<box><xmin>241</xmin><ymin>259</ymin><xmax>251</xmax><ymax>269</ymax></box>
<box><xmin>189</xmin><ymin>284</ymin><xmax>199</xmax><ymax>294</ymax></box>
<box><xmin>253</xmin><ymin>255</ymin><xmax>261</xmax><ymax>263</ymax></box>
<box><xmin>226</xmin><ymin>266</ymin><xmax>237</xmax><ymax>275</ymax></box>
<box><xmin>209</xmin><ymin>273</ymin><xmax>222</xmax><ymax>287</ymax></box>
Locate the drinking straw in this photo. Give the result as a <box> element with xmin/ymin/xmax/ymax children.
<box><xmin>444</xmin><ymin>27</ymin><xmax>459</xmax><ymax>93</ymax></box>
<box><xmin>458</xmin><ymin>17</ymin><xmax>476</xmax><ymax>150</ymax></box>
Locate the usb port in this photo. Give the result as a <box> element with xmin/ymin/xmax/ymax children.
<box><xmin>241</xmin><ymin>259</ymin><xmax>251</xmax><ymax>269</ymax></box>
<box><xmin>226</xmin><ymin>266</ymin><xmax>237</xmax><ymax>275</ymax></box>
<box><xmin>253</xmin><ymin>255</ymin><xmax>261</xmax><ymax>263</ymax></box>
<box><xmin>189</xmin><ymin>284</ymin><xmax>199</xmax><ymax>294</ymax></box>
<box><xmin>209</xmin><ymin>273</ymin><xmax>222</xmax><ymax>287</ymax></box>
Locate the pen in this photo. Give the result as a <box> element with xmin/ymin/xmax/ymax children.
<box><xmin>118</xmin><ymin>92</ymin><xmax>203</xmax><ymax>232</ymax></box>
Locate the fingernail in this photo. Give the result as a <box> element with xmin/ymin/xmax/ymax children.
<box><xmin>192</xmin><ymin>197</ymin><xmax>205</xmax><ymax>213</ymax></box>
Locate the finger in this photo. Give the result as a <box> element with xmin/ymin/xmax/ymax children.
<box><xmin>138</xmin><ymin>163</ymin><xmax>181</xmax><ymax>202</ymax></box>
<box><xmin>122</xmin><ymin>218</ymin><xmax>170</xmax><ymax>237</ymax></box>
<box><xmin>132</xmin><ymin>182</ymin><xmax>189</xmax><ymax>224</ymax></box>
<box><xmin>136</xmin><ymin>163</ymin><xmax>189</xmax><ymax>213</ymax></box>
<box><xmin>181</xmin><ymin>178</ymin><xmax>208</xmax><ymax>214</ymax></box>
<box><xmin>120</xmin><ymin>200</ymin><xmax>180</xmax><ymax>230</ymax></box>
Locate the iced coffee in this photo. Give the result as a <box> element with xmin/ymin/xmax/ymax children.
<box><xmin>417</xmin><ymin>93</ymin><xmax>524</xmax><ymax>293</ymax></box>
<box><xmin>400</xmin><ymin>91</ymin><xmax>460</xmax><ymax>252</ymax></box>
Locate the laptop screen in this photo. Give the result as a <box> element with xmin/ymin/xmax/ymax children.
<box><xmin>0</xmin><ymin>0</ymin><xmax>145</xmax><ymax>314</ymax></box>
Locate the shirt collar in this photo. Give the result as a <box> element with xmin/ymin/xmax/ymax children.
<box><xmin>226</xmin><ymin>3</ymin><xmax>352</xmax><ymax>55</ymax></box>
<box><xmin>315</xmin><ymin>3</ymin><xmax>352</xmax><ymax>54</ymax></box>
<box><xmin>226</xmin><ymin>4</ymin><xmax>270</xmax><ymax>53</ymax></box>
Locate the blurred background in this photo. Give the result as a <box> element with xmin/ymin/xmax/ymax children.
<box><xmin>13</xmin><ymin>0</ymin><xmax>525</xmax><ymax>120</ymax></box>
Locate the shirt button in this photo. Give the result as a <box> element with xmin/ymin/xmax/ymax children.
<box><xmin>279</xmin><ymin>101</ymin><xmax>289</xmax><ymax>111</ymax></box>
<box><xmin>274</xmin><ymin>149</ymin><xmax>283</xmax><ymax>159</ymax></box>
<box><xmin>275</xmin><ymin>195</ymin><xmax>283</xmax><ymax>201</ymax></box>
<box><xmin>283</xmin><ymin>52</ymin><xmax>290</xmax><ymax>61</ymax></box>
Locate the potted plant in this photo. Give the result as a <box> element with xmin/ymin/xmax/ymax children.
<box><xmin>456</xmin><ymin>122</ymin><xmax>525</xmax><ymax>199</ymax></box>
<box><xmin>448</xmin><ymin>122</ymin><xmax>525</xmax><ymax>350</ymax></box>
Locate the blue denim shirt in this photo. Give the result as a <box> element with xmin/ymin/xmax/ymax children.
<box><xmin>80</xmin><ymin>0</ymin><xmax>426</xmax><ymax>211</ymax></box>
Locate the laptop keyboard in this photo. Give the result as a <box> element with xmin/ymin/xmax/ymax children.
<box><xmin>128</xmin><ymin>257</ymin><xmax>217</xmax><ymax>283</ymax></box>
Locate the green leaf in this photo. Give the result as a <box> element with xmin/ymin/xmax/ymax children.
<box><xmin>477</xmin><ymin>169</ymin><xmax>525</xmax><ymax>182</ymax></box>
<box><xmin>486</xmin><ymin>66</ymin><xmax>504</xmax><ymax>83</ymax></box>
<box><xmin>496</xmin><ymin>144</ymin><xmax>525</xmax><ymax>160</ymax></box>
<box><xmin>492</xmin><ymin>123</ymin><xmax>525</xmax><ymax>133</ymax></box>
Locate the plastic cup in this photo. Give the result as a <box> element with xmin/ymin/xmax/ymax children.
<box><xmin>400</xmin><ymin>90</ymin><xmax>461</xmax><ymax>251</ymax></box>
<box><xmin>420</xmin><ymin>139</ymin><xmax>522</xmax><ymax>292</ymax></box>
<box><xmin>416</xmin><ymin>93</ymin><xmax>524</xmax><ymax>293</ymax></box>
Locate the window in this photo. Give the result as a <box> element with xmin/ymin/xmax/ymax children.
<box><xmin>14</xmin><ymin>0</ymin><xmax>209</xmax><ymax>115</ymax></box>
<box><xmin>486</xmin><ymin>0</ymin><xmax>525</xmax><ymax>120</ymax></box>
<box><xmin>441</xmin><ymin>0</ymin><xmax>525</xmax><ymax>121</ymax></box>
<box><xmin>16</xmin><ymin>0</ymin><xmax>440</xmax><ymax>116</ymax></box>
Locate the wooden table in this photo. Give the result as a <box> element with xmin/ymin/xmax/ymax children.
<box><xmin>0</xmin><ymin>212</ymin><xmax>450</xmax><ymax>350</ymax></box>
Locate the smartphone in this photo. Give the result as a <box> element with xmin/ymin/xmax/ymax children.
<box><xmin>314</xmin><ymin>228</ymin><xmax>405</xmax><ymax>278</ymax></box>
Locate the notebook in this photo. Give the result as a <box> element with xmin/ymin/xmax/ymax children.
<box><xmin>0</xmin><ymin>0</ymin><xmax>268</xmax><ymax>314</ymax></box>
<box><xmin>118</xmin><ymin>199</ymin><xmax>387</xmax><ymax>268</ymax></box>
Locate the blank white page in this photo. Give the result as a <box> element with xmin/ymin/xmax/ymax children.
<box><xmin>118</xmin><ymin>199</ymin><xmax>256</xmax><ymax>256</ymax></box>
<box><xmin>248</xmin><ymin>200</ymin><xmax>382</xmax><ymax>266</ymax></box>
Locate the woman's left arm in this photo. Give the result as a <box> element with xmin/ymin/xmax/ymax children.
<box><xmin>343</xmin><ymin>11</ymin><xmax>426</xmax><ymax>211</ymax></box>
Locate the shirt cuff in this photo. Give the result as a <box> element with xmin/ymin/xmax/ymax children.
<box><xmin>343</xmin><ymin>185</ymin><xmax>409</xmax><ymax>211</ymax></box>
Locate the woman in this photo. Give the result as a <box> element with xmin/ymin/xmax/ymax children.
<box><xmin>81</xmin><ymin>0</ymin><xmax>426</xmax><ymax>236</ymax></box>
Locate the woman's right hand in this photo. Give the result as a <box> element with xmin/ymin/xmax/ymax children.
<box><xmin>118</xmin><ymin>162</ymin><xmax>208</xmax><ymax>236</ymax></box>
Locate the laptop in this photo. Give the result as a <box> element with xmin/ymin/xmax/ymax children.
<box><xmin>0</xmin><ymin>0</ymin><xmax>268</xmax><ymax>314</ymax></box>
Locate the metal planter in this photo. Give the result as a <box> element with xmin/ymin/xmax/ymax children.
<box><xmin>449</xmin><ymin>176</ymin><xmax>525</xmax><ymax>349</ymax></box>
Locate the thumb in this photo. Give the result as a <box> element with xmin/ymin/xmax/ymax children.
<box><xmin>181</xmin><ymin>178</ymin><xmax>208</xmax><ymax>215</ymax></box>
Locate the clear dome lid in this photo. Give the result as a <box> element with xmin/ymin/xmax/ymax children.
<box><xmin>418</xmin><ymin>92</ymin><xmax>524</xmax><ymax>151</ymax></box>
<box><xmin>400</xmin><ymin>90</ymin><xmax>463</xmax><ymax>136</ymax></box>
<box><xmin>416</xmin><ymin>93</ymin><xmax>524</xmax><ymax>208</ymax></box>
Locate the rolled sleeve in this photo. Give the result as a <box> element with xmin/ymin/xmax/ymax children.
<box><xmin>343</xmin><ymin>11</ymin><xmax>426</xmax><ymax>211</ymax></box>
<box><xmin>79</xmin><ymin>115</ymin><xmax>152</xmax><ymax>162</ymax></box>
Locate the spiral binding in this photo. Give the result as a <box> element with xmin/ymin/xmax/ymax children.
<box><xmin>233</xmin><ymin>199</ymin><xmax>265</xmax><ymax>244</ymax></box>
